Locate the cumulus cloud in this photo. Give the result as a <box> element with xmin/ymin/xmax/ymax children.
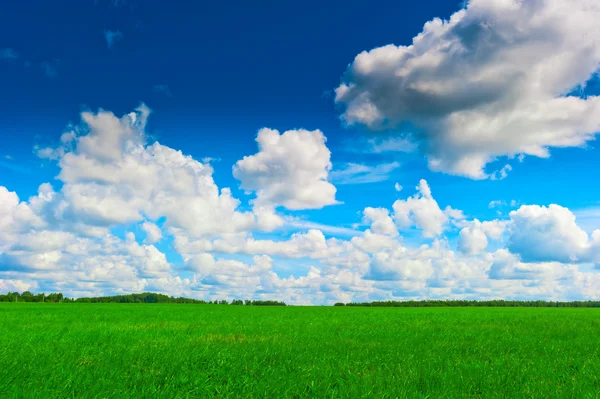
<box><xmin>35</xmin><ymin>105</ymin><xmax>261</xmax><ymax>238</ymax></box>
<box><xmin>392</xmin><ymin>179</ymin><xmax>461</xmax><ymax>237</ymax></box>
<box><xmin>458</xmin><ymin>219</ymin><xmax>506</xmax><ymax>255</ymax></box>
<box><xmin>335</xmin><ymin>0</ymin><xmax>600</xmax><ymax>179</ymax></box>
<box><xmin>233</xmin><ymin>128</ymin><xmax>338</xmax><ymax>210</ymax></box>
<box><xmin>508</xmin><ymin>204</ymin><xmax>599</xmax><ymax>264</ymax></box>
<box><xmin>141</xmin><ymin>222</ymin><xmax>163</xmax><ymax>244</ymax></box>
<box><xmin>0</xmin><ymin>105</ymin><xmax>283</xmax><ymax>296</ymax></box>
<box><xmin>488</xmin><ymin>249</ymin><xmax>573</xmax><ymax>281</ymax></box>
<box><xmin>362</xmin><ymin>207</ymin><xmax>398</xmax><ymax>236</ymax></box>
<box><xmin>3</xmin><ymin>104</ymin><xmax>600</xmax><ymax>303</ymax></box>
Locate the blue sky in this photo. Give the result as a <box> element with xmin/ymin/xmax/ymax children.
<box><xmin>1</xmin><ymin>0</ymin><xmax>600</xmax><ymax>303</ymax></box>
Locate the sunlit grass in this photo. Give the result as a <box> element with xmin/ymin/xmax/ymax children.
<box><xmin>1</xmin><ymin>304</ymin><xmax>599</xmax><ymax>398</ymax></box>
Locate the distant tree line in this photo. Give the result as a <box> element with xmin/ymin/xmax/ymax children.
<box><xmin>0</xmin><ymin>291</ymin><xmax>286</xmax><ymax>306</ymax></box>
<box><xmin>334</xmin><ymin>300</ymin><xmax>600</xmax><ymax>307</ymax></box>
<box><xmin>7</xmin><ymin>292</ymin><xmax>600</xmax><ymax>307</ymax></box>
<box><xmin>0</xmin><ymin>291</ymin><xmax>64</xmax><ymax>303</ymax></box>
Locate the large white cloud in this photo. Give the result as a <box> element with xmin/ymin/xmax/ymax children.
<box><xmin>508</xmin><ymin>204</ymin><xmax>600</xmax><ymax>264</ymax></box>
<box><xmin>38</xmin><ymin>106</ymin><xmax>259</xmax><ymax>238</ymax></box>
<box><xmin>488</xmin><ymin>249</ymin><xmax>573</xmax><ymax>281</ymax></box>
<box><xmin>458</xmin><ymin>219</ymin><xmax>506</xmax><ymax>255</ymax></box>
<box><xmin>335</xmin><ymin>0</ymin><xmax>600</xmax><ymax>179</ymax></box>
<box><xmin>233</xmin><ymin>128</ymin><xmax>338</xmax><ymax>210</ymax></box>
<box><xmin>3</xmin><ymin>105</ymin><xmax>600</xmax><ymax>303</ymax></box>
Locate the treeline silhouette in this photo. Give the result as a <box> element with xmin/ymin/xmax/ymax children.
<box><xmin>0</xmin><ymin>291</ymin><xmax>64</xmax><ymax>303</ymax></box>
<box><xmin>0</xmin><ymin>291</ymin><xmax>286</xmax><ymax>306</ymax></box>
<box><xmin>334</xmin><ymin>300</ymin><xmax>600</xmax><ymax>307</ymax></box>
<box><xmin>4</xmin><ymin>292</ymin><xmax>600</xmax><ymax>307</ymax></box>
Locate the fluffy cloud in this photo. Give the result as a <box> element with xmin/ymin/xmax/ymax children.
<box><xmin>335</xmin><ymin>0</ymin><xmax>600</xmax><ymax>179</ymax></box>
<box><xmin>488</xmin><ymin>249</ymin><xmax>573</xmax><ymax>281</ymax></box>
<box><xmin>458</xmin><ymin>219</ymin><xmax>506</xmax><ymax>255</ymax></box>
<box><xmin>3</xmin><ymin>104</ymin><xmax>600</xmax><ymax>304</ymax></box>
<box><xmin>141</xmin><ymin>222</ymin><xmax>163</xmax><ymax>244</ymax></box>
<box><xmin>0</xmin><ymin>106</ymin><xmax>277</xmax><ymax>298</ymax></box>
<box><xmin>38</xmin><ymin>105</ymin><xmax>258</xmax><ymax>238</ymax></box>
<box><xmin>367</xmin><ymin>248</ymin><xmax>434</xmax><ymax>282</ymax></box>
<box><xmin>362</xmin><ymin>207</ymin><xmax>398</xmax><ymax>237</ymax></box>
<box><xmin>233</xmin><ymin>128</ymin><xmax>338</xmax><ymax>210</ymax></box>
<box><xmin>392</xmin><ymin>179</ymin><xmax>461</xmax><ymax>237</ymax></box>
<box><xmin>508</xmin><ymin>204</ymin><xmax>599</xmax><ymax>264</ymax></box>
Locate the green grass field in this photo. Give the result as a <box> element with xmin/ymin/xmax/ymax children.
<box><xmin>1</xmin><ymin>304</ymin><xmax>600</xmax><ymax>398</ymax></box>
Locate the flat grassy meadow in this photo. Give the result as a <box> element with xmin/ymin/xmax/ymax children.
<box><xmin>1</xmin><ymin>304</ymin><xmax>600</xmax><ymax>398</ymax></box>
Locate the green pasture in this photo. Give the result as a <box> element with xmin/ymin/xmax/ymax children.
<box><xmin>1</xmin><ymin>304</ymin><xmax>599</xmax><ymax>398</ymax></box>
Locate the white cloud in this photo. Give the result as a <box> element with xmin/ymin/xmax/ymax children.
<box><xmin>362</xmin><ymin>207</ymin><xmax>398</xmax><ymax>236</ymax></box>
<box><xmin>233</xmin><ymin>128</ymin><xmax>338</xmax><ymax>210</ymax></box>
<box><xmin>186</xmin><ymin>229</ymin><xmax>347</xmax><ymax>261</ymax></box>
<box><xmin>330</xmin><ymin>162</ymin><xmax>400</xmax><ymax>184</ymax></box>
<box><xmin>488</xmin><ymin>200</ymin><xmax>506</xmax><ymax>209</ymax></box>
<box><xmin>458</xmin><ymin>223</ymin><xmax>488</xmax><ymax>255</ymax></box>
<box><xmin>283</xmin><ymin>218</ymin><xmax>361</xmax><ymax>237</ymax></box>
<box><xmin>335</xmin><ymin>0</ymin><xmax>600</xmax><ymax>179</ymax></box>
<box><xmin>508</xmin><ymin>204</ymin><xmax>595</xmax><ymax>263</ymax></box>
<box><xmin>392</xmin><ymin>179</ymin><xmax>461</xmax><ymax>238</ymax></box>
<box><xmin>35</xmin><ymin>105</ymin><xmax>260</xmax><ymax>238</ymax></box>
<box><xmin>349</xmin><ymin>137</ymin><xmax>417</xmax><ymax>153</ymax></box>
<box><xmin>458</xmin><ymin>219</ymin><xmax>506</xmax><ymax>255</ymax></box>
<box><xmin>490</xmin><ymin>164</ymin><xmax>512</xmax><ymax>181</ymax></box>
<box><xmin>368</xmin><ymin>137</ymin><xmax>417</xmax><ymax>153</ymax></box>
<box><xmin>367</xmin><ymin>249</ymin><xmax>434</xmax><ymax>282</ymax></box>
<box><xmin>488</xmin><ymin>249</ymin><xmax>573</xmax><ymax>281</ymax></box>
<box><xmin>0</xmin><ymin>279</ymin><xmax>37</xmax><ymax>293</ymax></box>
<box><xmin>141</xmin><ymin>222</ymin><xmax>163</xmax><ymax>244</ymax></box>
<box><xmin>3</xmin><ymin>103</ymin><xmax>600</xmax><ymax>304</ymax></box>
<box><xmin>394</xmin><ymin>182</ymin><xmax>402</xmax><ymax>192</ymax></box>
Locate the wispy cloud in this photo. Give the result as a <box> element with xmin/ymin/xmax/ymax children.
<box><xmin>331</xmin><ymin>162</ymin><xmax>400</xmax><ymax>185</ymax></box>
<box><xmin>490</xmin><ymin>164</ymin><xmax>512</xmax><ymax>181</ymax></box>
<box><xmin>0</xmin><ymin>160</ymin><xmax>31</xmax><ymax>174</ymax></box>
<box><xmin>284</xmin><ymin>218</ymin><xmax>361</xmax><ymax>237</ymax></box>
<box><xmin>153</xmin><ymin>84</ymin><xmax>172</xmax><ymax>97</ymax></box>
<box><xmin>489</xmin><ymin>199</ymin><xmax>519</xmax><ymax>209</ymax></box>
<box><xmin>95</xmin><ymin>0</ymin><xmax>129</xmax><ymax>8</ymax></box>
<box><xmin>347</xmin><ymin>137</ymin><xmax>417</xmax><ymax>154</ymax></box>
<box><xmin>367</xmin><ymin>137</ymin><xmax>417</xmax><ymax>153</ymax></box>
<box><xmin>104</xmin><ymin>30</ymin><xmax>123</xmax><ymax>49</ymax></box>
<box><xmin>573</xmin><ymin>207</ymin><xmax>600</xmax><ymax>234</ymax></box>
<box><xmin>0</xmin><ymin>48</ymin><xmax>18</xmax><ymax>61</ymax></box>
<box><xmin>41</xmin><ymin>60</ymin><xmax>60</xmax><ymax>78</ymax></box>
